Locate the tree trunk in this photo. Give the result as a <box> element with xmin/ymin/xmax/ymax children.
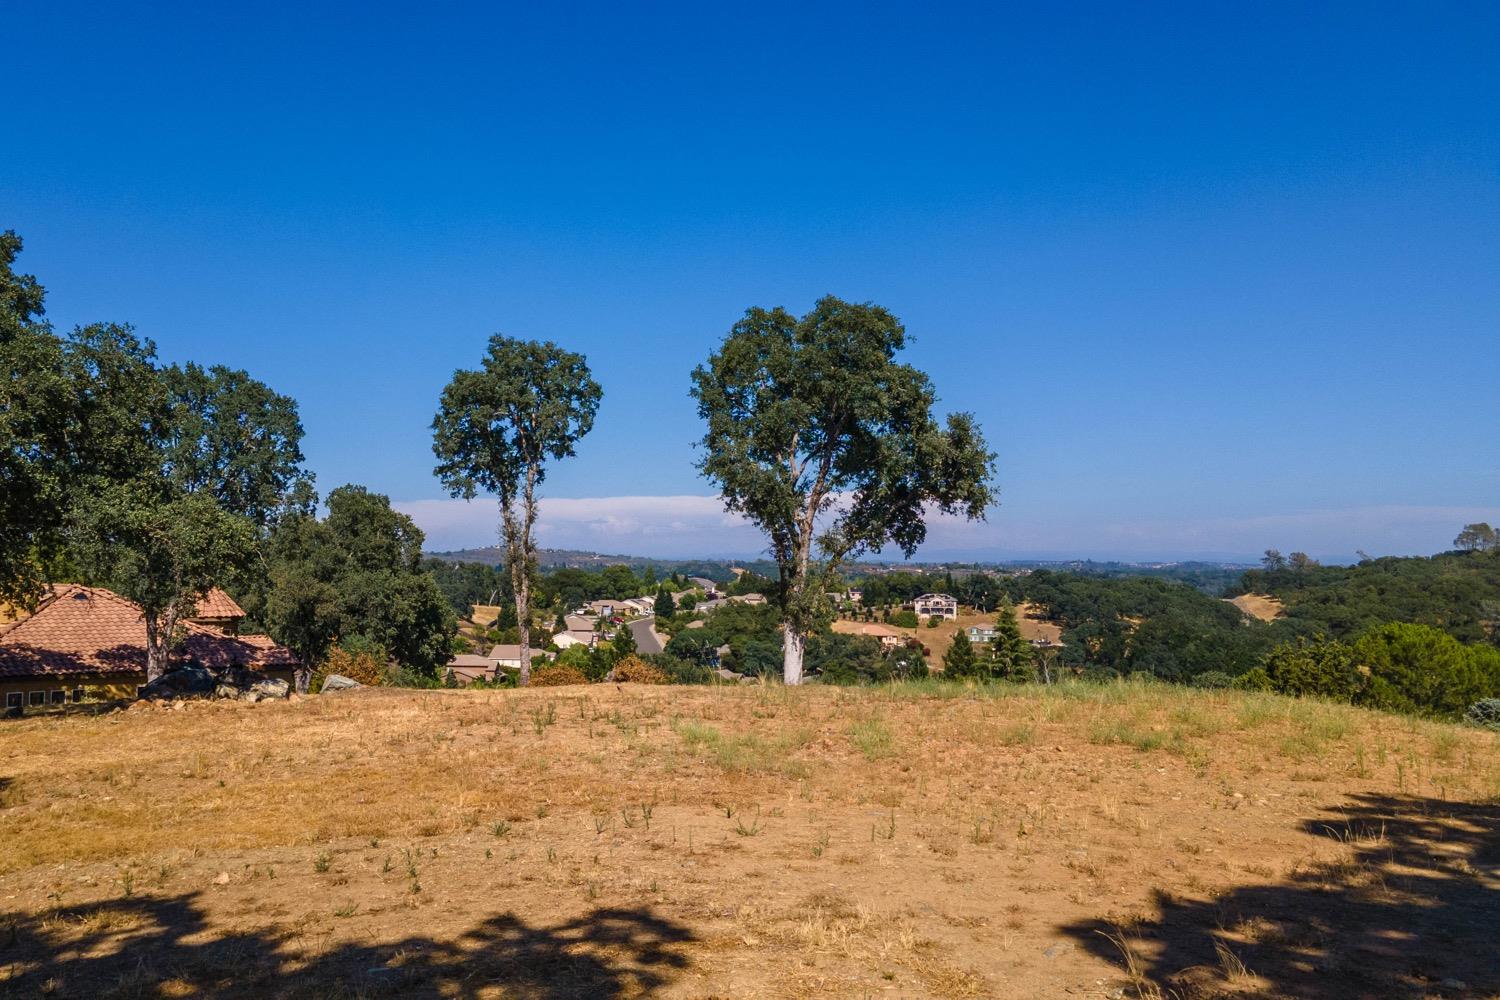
<box><xmin>783</xmin><ymin>625</ymin><xmax>806</xmax><ymax>685</ymax></box>
<box><xmin>516</xmin><ymin>567</ymin><xmax>532</xmax><ymax>687</ymax></box>
<box><xmin>295</xmin><ymin>665</ymin><xmax>311</xmax><ymax>695</ymax></box>
<box><xmin>143</xmin><ymin>609</ymin><xmax>174</xmax><ymax>683</ymax></box>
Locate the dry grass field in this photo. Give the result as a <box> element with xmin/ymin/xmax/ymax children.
<box><xmin>3</xmin><ymin>681</ymin><xmax>1498</xmax><ymax>999</ymax></box>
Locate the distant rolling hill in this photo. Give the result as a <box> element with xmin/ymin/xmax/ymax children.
<box><xmin>425</xmin><ymin>546</ymin><xmax>767</xmax><ymax>582</ymax></box>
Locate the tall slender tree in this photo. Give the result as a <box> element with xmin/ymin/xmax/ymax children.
<box><xmin>432</xmin><ymin>337</ymin><xmax>601</xmax><ymax>685</ymax></box>
<box><xmin>691</xmin><ymin>296</ymin><xmax>995</xmax><ymax>683</ymax></box>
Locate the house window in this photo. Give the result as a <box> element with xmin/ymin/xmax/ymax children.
<box><xmin>5</xmin><ymin>692</ymin><xmax>20</xmax><ymax>709</ymax></box>
<box><xmin>72</xmin><ymin>687</ymin><xmax>86</xmax><ymax>703</ymax></box>
<box><xmin>28</xmin><ymin>690</ymin><xmax>45</xmax><ymax>706</ymax></box>
<box><xmin>135</xmin><ymin>685</ymin><xmax>146</xmax><ymax>698</ymax></box>
<box><xmin>50</xmin><ymin>689</ymin><xmax>65</xmax><ymax>705</ymax></box>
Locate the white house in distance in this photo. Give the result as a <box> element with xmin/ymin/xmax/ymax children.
<box><xmin>551</xmin><ymin>630</ymin><xmax>595</xmax><ymax>651</ymax></box>
<box><xmin>913</xmin><ymin>593</ymin><xmax>958</xmax><ymax>620</ymax></box>
<box><xmin>966</xmin><ymin>624</ymin><xmax>998</xmax><ymax>644</ymax></box>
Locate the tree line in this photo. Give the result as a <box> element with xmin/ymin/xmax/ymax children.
<box><xmin>1</xmin><ymin>231</ymin><xmax>456</xmax><ymax>691</ymax></box>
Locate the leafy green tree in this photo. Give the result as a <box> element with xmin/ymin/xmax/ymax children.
<box><xmin>2</xmin><ymin>240</ymin><xmax>170</xmax><ymax>608</ymax></box>
<box><xmin>600</xmin><ymin>563</ymin><xmax>642</xmax><ymax>599</ymax></box>
<box><xmin>0</xmin><ymin>231</ymin><xmax>69</xmax><ymax>606</ymax></box>
<box><xmin>1455</xmin><ymin>523</ymin><xmax>1498</xmax><ymax>553</ymax></box>
<box><xmin>264</xmin><ymin>485</ymin><xmax>458</xmax><ymax>691</ymax></box>
<box><xmin>161</xmin><ymin>362</ymin><xmax>307</xmax><ymax>527</ymax></box>
<box><xmin>664</xmin><ymin>629</ymin><xmax>723</xmax><ymax>667</ymax></box>
<box><xmin>432</xmin><ymin>337</ymin><xmax>602</xmax><ymax>685</ymax></box>
<box><xmin>942</xmin><ymin>631</ymin><xmax>979</xmax><ymax>678</ymax></box>
<box><xmin>72</xmin><ymin>485</ymin><xmax>255</xmax><ymax>681</ymax></box>
<box><xmin>654</xmin><ymin>586</ymin><xmax>676</xmax><ymax>617</ymax></box>
<box><xmin>1262</xmin><ymin>635</ymin><xmax>1362</xmax><ymax>701</ymax></box>
<box><xmin>691</xmin><ymin>296</ymin><xmax>994</xmax><ymax>683</ymax></box>
<box><xmin>610</xmin><ymin>620</ymin><xmax>638</xmax><ymax>661</ymax></box>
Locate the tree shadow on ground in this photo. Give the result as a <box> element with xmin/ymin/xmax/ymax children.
<box><xmin>1063</xmin><ymin>793</ymin><xmax>1500</xmax><ymax>999</ymax></box>
<box><xmin>0</xmin><ymin>892</ymin><xmax>694</xmax><ymax>999</ymax></box>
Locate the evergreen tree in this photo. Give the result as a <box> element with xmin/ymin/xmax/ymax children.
<box><xmin>654</xmin><ymin>586</ymin><xmax>676</xmax><ymax>617</ymax></box>
<box><xmin>942</xmin><ymin>631</ymin><xmax>979</xmax><ymax>678</ymax></box>
<box><xmin>989</xmin><ymin>601</ymin><xmax>1034</xmax><ymax>682</ymax></box>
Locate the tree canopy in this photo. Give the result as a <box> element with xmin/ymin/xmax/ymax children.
<box><xmin>432</xmin><ymin>336</ymin><xmax>602</xmax><ymax>685</ymax></box>
<box><xmin>690</xmin><ymin>296</ymin><xmax>995</xmax><ymax>682</ymax></box>
<box><xmin>265</xmin><ymin>485</ymin><xmax>457</xmax><ymax>688</ymax></box>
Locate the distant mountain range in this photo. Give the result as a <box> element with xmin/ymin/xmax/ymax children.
<box><xmin>425</xmin><ymin>546</ymin><xmax>1255</xmax><ymax>585</ymax></box>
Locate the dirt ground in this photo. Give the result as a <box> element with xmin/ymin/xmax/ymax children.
<box><xmin>1226</xmin><ymin>594</ymin><xmax>1285</xmax><ymax>623</ymax></box>
<box><xmin>2</xmin><ymin>681</ymin><xmax>1498</xmax><ymax>999</ymax></box>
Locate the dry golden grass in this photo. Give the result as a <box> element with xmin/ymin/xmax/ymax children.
<box><xmin>2</xmin><ymin>680</ymin><xmax>1497</xmax><ymax>998</ymax></box>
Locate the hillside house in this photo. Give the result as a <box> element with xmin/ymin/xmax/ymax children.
<box><xmin>966</xmin><ymin>625</ymin><xmax>998</xmax><ymax>644</ymax></box>
<box><xmin>444</xmin><ymin>645</ymin><xmax>553</xmax><ymax>685</ymax></box>
<box><xmin>486</xmin><ymin>644</ymin><xmax>553</xmax><ymax>671</ymax></box>
<box><xmin>551</xmin><ymin>630</ymin><xmax>596</xmax><ymax>651</ymax></box>
<box><xmin>0</xmin><ymin>585</ymin><xmax>298</xmax><ymax>710</ymax></box>
<box><xmin>831</xmin><ymin>621</ymin><xmax>907</xmax><ymax>649</ymax></box>
<box><xmin>913</xmin><ymin>593</ymin><xmax>959</xmax><ymax>620</ymax></box>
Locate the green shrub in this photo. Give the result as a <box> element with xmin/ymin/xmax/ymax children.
<box><xmin>888</xmin><ymin>610</ymin><xmax>918</xmax><ymax>629</ymax></box>
<box><xmin>1263</xmin><ymin>635</ymin><xmax>1362</xmax><ymax>701</ymax></box>
<box><xmin>1191</xmin><ymin>670</ymin><xmax>1234</xmax><ymax>689</ymax></box>
<box><xmin>645</xmin><ymin>653</ymin><xmax>713</xmax><ymax>685</ymax></box>
<box><xmin>1233</xmin><ymin>667</ymin><xmax>1274</xmax><ymax>692</ymax></box>
<box><xmin>1464</xmin><ymin>698</ymin><xmax>1500</xmax><ymax>730</ymax></box>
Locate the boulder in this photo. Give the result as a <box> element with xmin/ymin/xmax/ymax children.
<box><xmin>249</xmin><ymin>677</ymin><xmax>290</xmax><ymax>699</ymax></box>
<box><xmin>141</xmin><ymin>666</ymin><xmax>216</xmax><ymax>699</ymax></box>
<box><xmin>320</xmin><ymin>674</ymin><xmax>364</xmax><ymax>693</ymax></box>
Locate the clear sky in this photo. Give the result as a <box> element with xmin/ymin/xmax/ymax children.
<box><xmin>7</xmin><ymin>3</ymin><xmax>1498</xmax><ymax>562</ymax></box>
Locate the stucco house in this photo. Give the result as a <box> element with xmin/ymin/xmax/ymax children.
<box><xmin>831</xmin><ymin>621</ymin><xmax>907</xmax><ymax>649</ymax></box>
<box><xmin>913</xmin><ymin>593</ymin><xmax>959</xmax><ymax>620</ymax></box>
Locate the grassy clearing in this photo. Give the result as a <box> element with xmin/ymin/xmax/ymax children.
<box><xmin>1</xmin><ymin>680</ymin><xmax>1496</xmax><ymax>999</ymax></box>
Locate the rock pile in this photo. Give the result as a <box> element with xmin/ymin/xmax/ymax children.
<box><xmin>139</xmin><ymin>664</ymin><xmax>291</xmax><ymax>703</ymax></box>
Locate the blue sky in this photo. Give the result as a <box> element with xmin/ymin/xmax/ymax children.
<box><xmin>7</xmin><ymin>3</ymin><xmax>1498</xmax><ymax>561</ymax></box>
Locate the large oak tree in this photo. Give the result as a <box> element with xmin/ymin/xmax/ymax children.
<box><xmin>691</xmin><ymin>296</ymin><xmax>995</xmax><ymax>683</ymax></box>
<box><xmin>432</xmin><ymin>337</ymin><xmax>601</xmax><ymax>685</ymax></box>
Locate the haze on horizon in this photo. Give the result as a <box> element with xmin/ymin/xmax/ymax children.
<box><xmin>7</xmin><ymin>4</ymin><xmax>1497</xmax><ymax>565</ymax></box>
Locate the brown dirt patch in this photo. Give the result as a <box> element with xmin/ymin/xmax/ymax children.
<box><xmin>1228</xmin><ymin>593</ymin><xmax>1286</xmax><ymax>622</ymax></box>
<box><xmin>1</xmin><ymin>684</ymin><xmax>1496</xmax><ymax>998</ymax></box>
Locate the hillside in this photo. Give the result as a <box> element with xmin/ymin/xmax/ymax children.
<box><xmin>3</xmin><ymin>682</ymin><xmax>1496</xmax><ymax>998</ymax></box>
<box><xmin>1235</xmin><ymin>550</ymin><xmax>1500</xmax><ymax>643</ymax></box>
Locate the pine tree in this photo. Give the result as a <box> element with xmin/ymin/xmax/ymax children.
<box><xmin>654</xmin><ymin>586</ymin><xmax>675</xmax><ymax>618</ymax></box>
<box><xmin>942</xmin><ymin>631</ymin><xmax>980</xmax><ymax>678</ymax></box>
<box><xmin>989</xmin><ymin>601</ymin><xmax>1034</xmax><ymax>682</ymax></box>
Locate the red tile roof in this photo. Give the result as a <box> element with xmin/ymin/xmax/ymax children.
<box><xmin>0</xmin><ymin>584</ymin><xmax>298</xmax><ymax>679</ymax></box>
<box><xmin>192</xmin><ymin>587</ymin><xmax>246</xmax><ymax>621</ymax></box>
